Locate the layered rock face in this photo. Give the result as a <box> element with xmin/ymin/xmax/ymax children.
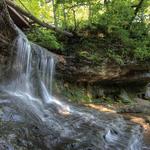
<box><xmin>56</xmin><ymin>56</ymin><xmax>150</xmax><ymax>85</ymax></box>
<box><xmin>55</xmin><ymin>56</ymin><xmax>150</xmax><ymax>100</ymax></box>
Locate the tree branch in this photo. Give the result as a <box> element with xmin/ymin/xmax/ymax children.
<box><xmin>66</xmin><ymin>3</ymin><xmax>88</xmax><ymax>11</ymax></box>
<box><xmin>127</xmin><ymin>0</ymin><xmax>145</xmax><ymax>29</ymax></box>
<box><xmin>134</xmin><ymin>0</ymin><xmax>144</xmax><ymax>17</ymax></box>
<box><xmin>6</xmin><ymin>0</ymin><xmax>73</xmax><ymax>37</ymax></box>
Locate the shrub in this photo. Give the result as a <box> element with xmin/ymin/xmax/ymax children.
<box><xmin>26</xmin><ymin>27</ymin><xmax>62</xmax><ymax>49</ymax></box>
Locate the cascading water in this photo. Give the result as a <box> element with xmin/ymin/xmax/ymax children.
<box><xmin>0</xmin><ymin>28</ymin><xmax>148</xmax><ymax>150</ymax></box>
<box><xmin>9</xmin><ymin>34</ymin><xmax>32</xmax><ymax>92</ymax></box>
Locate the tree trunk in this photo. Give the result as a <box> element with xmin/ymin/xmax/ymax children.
<box><xmin>62</xmin><ymin>2</ymin><xmax>67</xmax><ymax>29</ymax></box>
<box><xmin>0</xmin><ymin>0</ymin><xmax>18</xmax><ymax>82</ymax></box>
<box><xmin>88</xmin><ymin>1</ymin><xmax>92</xmax><ymax>25</ymax></box>
<box><xmin>52</xmin><ymin>0</ymin><xmax>58</xmax><ymax>27</ymax></box>
<box><xmin>72</xmin><ymin>9</ymin><xmax>77</xmax><ymax>30</ymax></box>
<box><xmin>0</xmin><ymin>0</ymin><xmax>18</xmax><ymax>54</ymax></box>
<box><xmin>0</xmin><ymin>0</ymin><xmax>17</xmax><ymax>41</ymax></box>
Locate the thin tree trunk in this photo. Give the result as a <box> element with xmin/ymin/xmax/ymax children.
<box><xmin>73</xmin><ymin>9</ymin><xmax>77</xmax><ymax>30</ymax></box>
<box><xmin>62</xmin><ymin>2</ymin><xmax>67</xmax><ymax>29</ymax></box>
<box><xmin>88</xmin><ymin>2</ymin><xmax>92</xmax><ymax>25</ymax></box>
<box><xmin>52</xmin><ymin>0</ymin><xmax>58</xmax><ymax>27</ymax></box>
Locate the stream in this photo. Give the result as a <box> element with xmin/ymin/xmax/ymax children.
<box><xmin>0</xmin><ymin>28</ymin><xmax>149</xmax><ymax>150</ymax></box>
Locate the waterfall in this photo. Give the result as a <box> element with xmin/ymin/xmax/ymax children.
<box><xmin>11</xmin><ymin>35</ymin><xmax>54</xmax><ymax>96</ymax></box>
<box><xmin>0</xmin><ymin>29</ymin><xmax>146</xmax><ymax>150</ymax></box>
<box><xmin>31</xmin><ymin>43</ymin><xmax>55</xmax><ymax>95</ymax></box>
<box><xmin>3</xmin><ymin>29</ymin><xmax>70</xmax><ymax>119</ymax></box>
<box><xmin>10</xmin><ymin>35</ymin><xmax>32</xmax><ymax>92</ymax></box>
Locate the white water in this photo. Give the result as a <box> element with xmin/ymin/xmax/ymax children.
<box><xmin>0</xmin><ymin>29</ymin><xmax>146</xmax><ymax>150</ymax></box>
<box><xmin>8</xmin><ymin>32</ymin><xmax>70</xmax><ymax>119</ymax></box>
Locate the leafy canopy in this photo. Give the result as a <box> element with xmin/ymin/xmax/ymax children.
<box><xmin>15</xmin><ymin>0</ymin><xmax>150</xmax><ymax>62</ymax></box>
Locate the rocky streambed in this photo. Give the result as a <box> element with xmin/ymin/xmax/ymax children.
<box><xmin>86</xmin><ymin>99</ymin><xmax>150</xmax><ymax>150</ymax></box>
<box><xmin>0</xmin><ymin>1</ymin><xmax>150</xmax><ymax>149</ymax></box>
<box><xmin>1</xmin><ymin>92</ymin><xmax>149</xmax><ymax>150</ymax></box>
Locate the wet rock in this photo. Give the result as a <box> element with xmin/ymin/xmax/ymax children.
<box><xmin>0</xmin><ymin>139</ymin><xmax>14</xmax><ymax>150</ymax></box>
<box><xmin>118</xmin><ymin>98</ymin><xmax>150</xmax><ymax>114</ymax></box>
<box><xmin>145</xmin><ymin>116</ymin><xmax>150</xmax><ymax>124</ymax></box>
<box><xmin>0</xmin><ymin>106</ymin><xmax>24</xmax><ymax>122</ymax></box>
<box><xmin>145</xmin><ymin>83</ymin><xmax>150</xmax><ymax>100</ymax></box>
<box><xmin>119</xmin><ymin>90</ymin><xmax>132</xmax><ymax>103</ymax></box>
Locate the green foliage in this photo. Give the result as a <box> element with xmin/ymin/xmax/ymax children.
<box><xmin>54</xmin><ymin>81</ymin><xmax>92</xmax><ymax>103</ymax></box>
<box><xmin>130</xmin><ymin>33</ymin><xmax>150</xmax><ymax>61</ymax></box>
<box><xmin>27</xmin><ymin>27</ymin><xmax>62</xmax><ymax>49</ymax></box>
<box><xmin>64</xmin><ymin>87</ymin><xmax>92</xmax><ymax>103</ymax></box>
<box><xmin>134</xmin><ymin>47</ymin><xmax>150</xmax><ymax>61</ymax></box>
<box><xmin>107</xmin><ymin>50</ymin><xmax>125</xmax><ymax>65</ymax></box>
<box><xmin>15</xmin><ymin>0</ymin><xmax>149</xmax><ymax>62</ymax></box>
<box><xmin>54</xmin><ymin>81</ymin><xmax>133</xmax><ymax>104</ymax></box>
<box><xmin>79</xmin><ymin>51</ymin><xmax>102</xmax><ymax>63</ymax></box>
<box><xmin>97</xmin><ymin>0</ymin><xmax>134</xmax><ymax>28</ymax></box>
<box><xmin>130</xmin><ymin>22</ymin><xmax>149</xmax><ymax>39</ymax></box>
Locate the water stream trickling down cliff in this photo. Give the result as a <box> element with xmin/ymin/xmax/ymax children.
<box><xmin>0</xmin><ymin>29</ymin><xmax>149</xmax><ymax>150</ymax></box>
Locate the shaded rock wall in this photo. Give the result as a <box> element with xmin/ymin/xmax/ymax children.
<box><xmin>56</xmin><ymin>56</ymin><xmax>150</xmax><ymax>85</ymax></box>
<box><xmin>55</xmin><ymin>57</ymin><xmax>150</xmax><ymax>102</ymax></box>
<box><xmin>0</xmin><ymin>0</ymin><xmax>18</xmax><ymax>82</ymax></box>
